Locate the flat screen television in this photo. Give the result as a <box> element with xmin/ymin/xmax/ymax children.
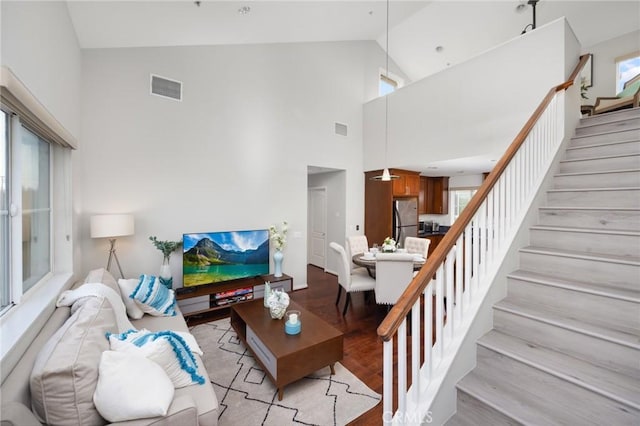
<box><xmin>182</xmin><ymin>229</ymin><xmax>270</xmax><ymax>287</ymax></box>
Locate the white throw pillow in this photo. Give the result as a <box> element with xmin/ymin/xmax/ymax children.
<box><xmin>93</xmin><ymin>350</ymin><xmax>174</xmax><ymax>422</ymax></box>
<box><xmin>131</xmin><ymin>275</ymin><xmax>177</xmax><ymax>316</ymax></box>
<box><xmin>108</xmin><ymin>330</ymin><xmax>205</xmax><ymax>388</ymax></box>
<box><xmin>117</xmin><ymin>278</ymin><xmax>145</xmax><ymax>319</ymax></box>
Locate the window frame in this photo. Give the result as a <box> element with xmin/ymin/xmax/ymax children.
<box><xmin>615</xmin><ymin>51</ymin><xmax>640</xmax><ymax>93</ymax></box>
<box><xmin>450</xmin><ymin>187</ymin><xmax>478</xmax><ymax>223</ymax></box>
<box><xmin>379</xmin><ymin>68</ymin><xmax>405</xmax><ymax>97</ymax></box>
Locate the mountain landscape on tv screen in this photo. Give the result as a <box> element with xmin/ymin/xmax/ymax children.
<box><xmin>183</xmin><ymin>237</ymin><xmax>269</xmax><ymax>267</ymax></box>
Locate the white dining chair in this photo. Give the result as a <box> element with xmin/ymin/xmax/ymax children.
<box><xmin>346</xmin><ymin>235</ymin><xmax>369</xmax><ymax>272</ymax></box>
<box><xmin>374</xmin><ymin>252</ymin><xmax>415</xmax><ymax>306</ymax></box>
<box><xmin>404</xmin><ymin>236</ymin><xmax>430</xmax><ymax>259</ymax></box>
<box><xmin>330</xmin><ymin>242</ymin><xmax>376</xmax><ymax>315</ymax></box>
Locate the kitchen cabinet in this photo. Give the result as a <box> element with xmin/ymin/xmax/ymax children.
<box><xmin>419</xmin><ymin>176</ymin><xmax>450</xmax><ymax>214</ymax></box>
<box><xmin>392</xmin><ymin>171</ymin><xmax>420</xmax><ymax>197</ymax></box>
<box><xmin>419</xmin><ymin>177</ymin><xmax>427</xmax><ymax>214</ymax></box>
<box><xmin>426</xmin><ymin>235</ymin><xmax>443</xmax><ymax>257</ymax></box>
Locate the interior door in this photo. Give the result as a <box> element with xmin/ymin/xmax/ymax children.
<box><xmin>308</xmin><ymin>187</ymin><xmax>327</xmax><ymax>268</ymax></box>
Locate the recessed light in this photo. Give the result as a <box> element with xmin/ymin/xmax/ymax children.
<box><xmin>516</xmin><ymin>3</ymin><xmax>527</xmax><ymax>12</ymax></box>
<box><xmin>435</xmin><ymin>46</ymin><xmax>444</xmax><ymax>53</ymax></box>
<box><xmin>427</xmin><ymin>166</ymin><xmax>438</xmax><ymax>169</ymax></box>
<box><xmin>238</xmin><ymin>6</ymin><xmax>251</xmax><ymax>15</ymax></box>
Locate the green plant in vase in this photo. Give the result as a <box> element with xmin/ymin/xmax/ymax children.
<box><xmin>149</xmin><ymin>236</ymin><xmax>182</xmax><ymax>289</ymax></box>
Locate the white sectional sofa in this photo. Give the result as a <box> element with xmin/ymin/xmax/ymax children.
<box><xmin>0</xmin><ymin>268</ymin><xmax>219</xmax><ymax>426</ymax></box>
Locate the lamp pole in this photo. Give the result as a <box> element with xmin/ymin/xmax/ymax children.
<box><xmin>528</xmin><ymin>0</ymin><xmax>539</xmax><ymax>29</ymax></box>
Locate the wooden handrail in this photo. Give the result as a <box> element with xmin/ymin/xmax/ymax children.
<box><xmin>377</xmin><ymin>54</ymin><xmax>592</xmax><ymax>341</ymax></box>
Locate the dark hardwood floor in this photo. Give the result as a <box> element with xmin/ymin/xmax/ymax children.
<box><xmin>290</xmin><ymin>265</ymin><xmax>387</xmax><ymax>426</ymax></box>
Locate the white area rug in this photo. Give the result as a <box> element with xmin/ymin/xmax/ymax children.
<box><xmin>190</xmin><ymin>318</ymin><xmax>381</xmax><ymax>426</ymax></box>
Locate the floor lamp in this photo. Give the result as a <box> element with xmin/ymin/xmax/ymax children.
<box><xmin>90</xmin><ymin>214</ymin><xmax>134</xmax><ymax>279</ymax></box>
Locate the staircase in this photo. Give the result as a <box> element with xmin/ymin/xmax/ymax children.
<box><xmin>447</xmin><ymin>108</ymin><xmax>640</xmax><ymax>425</ymax></box>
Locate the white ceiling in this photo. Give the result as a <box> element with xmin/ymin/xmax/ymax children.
<box><xmin>67</xmin><ymin>0</ymin><xmax>639</xmax><ymax>82</ymax></box>
<box><xmin>65</xmin><ymin>1</ymin><xmax>639</xmax><ymax>176</ymax></box>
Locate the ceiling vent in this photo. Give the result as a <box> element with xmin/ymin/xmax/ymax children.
<box><xmin>335</xmin><ymin>122</ymin><xmax>348</xmax><ymax>136</ymax></box>
<box><xmin>150</xmin><ymin>74</ymin><xmax>182</xmax><ymax>101</ymax></box>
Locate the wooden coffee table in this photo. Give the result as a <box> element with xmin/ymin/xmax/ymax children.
<box><xmin>230</xmin><ymin>299</ymin><xmax>343</xmax><ymax>400</ymax></box>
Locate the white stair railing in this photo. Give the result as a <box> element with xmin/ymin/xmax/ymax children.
<box><xmin>377</xmin><ymin>55</ymin><xmax>591</xmax><ymax>425</ymax></box>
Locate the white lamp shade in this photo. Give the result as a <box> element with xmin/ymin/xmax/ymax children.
<box><xmin>90</xmin><ymin>214</ymin><xmax>134</xmax><ymax>238</ymax></box>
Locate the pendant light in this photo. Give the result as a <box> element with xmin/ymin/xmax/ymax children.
<box><xmin>371</xmin><ymin>0</ymin><xmax>399</xmax><ymax>181</ymax></box>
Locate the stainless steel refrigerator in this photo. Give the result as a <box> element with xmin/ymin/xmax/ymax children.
<box><xmin>393</xmin><ymin>198</ymin><xmax>418</xmax><ymax>245</ymax></box>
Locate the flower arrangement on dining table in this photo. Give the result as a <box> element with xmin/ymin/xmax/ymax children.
<box><xmin>269</xmin><ymin>221</ymin><xmax>288</xmax><ymax>252</ymax></box>
<box><xmin>382</xmin><ymin>237</ymin><xmax>397</xmax><ymax>252</ymax></box>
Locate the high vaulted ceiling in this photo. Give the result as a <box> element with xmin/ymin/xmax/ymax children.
<box><xmin>67</xmin><ymin>1</ymin><xmax>639</xmax><ymax>82</ymax></box>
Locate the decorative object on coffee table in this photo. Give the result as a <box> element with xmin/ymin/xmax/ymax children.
<box><xmin>149</xmin><ymin>236</ymin><xmax>182</xmax><ymax>289</ymax></box>
<box><xmin>284</xmin><ymin>310</ymin><xmax>301</xmax><ymax>335</ymax></box>
<box><xmin>263</xmin><ymin>281</ymin><xmax>271</xmax><ymax>307</ymax></box>
<box><xmin>269</xmin><ymin>221</ymin><xmax>288</xmax><ymax>277</ymax></box>
<box><xmin>267</xmin><ymin>289</ymin><xmax>289</xmax><ymax>319</ymax></box>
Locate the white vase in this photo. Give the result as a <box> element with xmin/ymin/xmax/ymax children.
<box><xmin>273</xmin><ymin>250</ymin><xmax>284</xmax><ymax>277</ymax></box>
<box><xmin>159</xmin><ymin>256</ymin><xmax>173</xmax><ymax>290</ymax></box>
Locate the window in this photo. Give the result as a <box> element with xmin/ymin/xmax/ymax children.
<box><xmin>1</xmin><ymin>111</ymin><xmax>9</xmax><ymax>310</ymax></box>
<box><xmin>450</xmin><ymin>188</ymin><xmax>477</xmax><ymax>222</ymax></box>
<box><xmin>379</xmin><ymin>69</ymin><xmax>404</xmax><ymax>96</ymax></box>
<box><xmin>616</xmin><ymin>53</ymin><xmax>640</xmax><ymax>93</ymax></box>
<box><xmin>0</xmin><ymin>110</ymin><xmax>53</xmax><ymax>312</ymax></box>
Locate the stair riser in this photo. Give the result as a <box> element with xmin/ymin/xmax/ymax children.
<box><xmin>553</xmin><ymin>170</ymin><xmax>640</xmax><ymax>189</ymax></box>
<box><xmin>453</xmin><ymin>389</ymin><xmax>519</xmax><ymax>425</ymax></box>
<box><xmin>507</xmin><ymin>278</ymin><xmax>640</xmax><ymax>336</ymax></box>
<box><xmin>538</xmin><ymin>208</ymin><xmax>640</xmax><ymax>231</ymax></box>
<box><xmin>529</xmin><ymin>228</ymin><xmax>640</xmax><ymax>257</ymax></box>
<box><xmin>559</xmin><ymin>155</ymin><xmax>640</xmax><ymax>173</ymax></box>
<box><xmin>574</xmin><ymin>120</ymin><xmax>640</xmax><ymax>137</ymax></box>
<box><xmin>570</xmin><ymin>128</ymin><xmax>640</xmax><ymax>147</ymax></box>
<box><xmin>546</xmin><ymin>188</ymin><xmax>640</xmax><ymax>208</ymax></box>
<box><xmin>519</xmin><ymin>251</ymin><xmax>638</xmax><ymax>291</ymax></box>
<box><xmin>564</xmin><ymin>141</ymin><xmax>640</xmax><ymax>160</ymax></box>
<box><xmin>580</xmin><ymin>108</ymin><xmax>640</xmax><ymax>126</ymax></box>
<box><xmin>493</xmin><ymin>309</ymin><xmax>640</xmax><ymax>376</ymax></box>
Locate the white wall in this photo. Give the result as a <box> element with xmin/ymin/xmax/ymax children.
<box><xmin>77</xmin><ymin>41</ymin><xmax>389</xmax><ymax>289</ymax></box>
<box><xmin>307</xmin><ymin>171</ymin><xmax>347</xmax><ymax>275</ymax></box>
<box><xmin>364</xmin><ymin>18</ymin><xmax>577</xmax><ymax>175</ymax></box>
<box><xmin>584</xmin><ymin>30</ymin><xmax>640</xmax><ymax>100</ymax></box>
<box><xmin>1</xmin><ymin>1</ymin><xmax>82</xmax><ymax>139</ymax></box>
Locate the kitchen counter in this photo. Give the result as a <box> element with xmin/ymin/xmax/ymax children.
<box><xmin>418</xmin><ymin>226</ymin><xmax>449</xmax><ymax>238</ymax></box>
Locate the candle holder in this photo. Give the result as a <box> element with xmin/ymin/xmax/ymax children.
<box><xmin>284</xmin><ymin>310</ymin><xmax>301</xmax><ymax>335</ymax></box>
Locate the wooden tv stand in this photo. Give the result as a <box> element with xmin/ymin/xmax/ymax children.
<box><xmin>176</xmin><ymin>274</ymin><xmax>293</xmax><ymax>325</ymax></box>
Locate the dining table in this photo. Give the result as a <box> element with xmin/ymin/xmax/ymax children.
<box><xmin>352</xmin><ymin>253</ymin><xmax>426</xmax><ymax>278</ymax></box>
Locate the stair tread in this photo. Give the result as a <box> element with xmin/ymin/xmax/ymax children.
<box><xmin>507</xmin><ymin>269</ymin><xmax>640</xmax><ymax>302</ymax></box>
<box><xmin>555</xmin><ymin>168</ymin><xmax>640</xmax><ymax>177</ymax></box>
<box><xmin>567</xmin><ymin>139</ymin><xmax>640</xmax><ymax>150</ymax></box>
<box><xmin>494</xmin><ymin>298</ymin><xmax>640</xmax><ymax>349</ymax></box>
<box><xmin>560</xmin><ymin>153</ymin><xmax>640</xmax><ymax>163</ymax></box>
<box><xmin>529</xmin><ymin>224</ymin><xmax>640</xmax><ymax>237</ymax></box>
<box><xmin>547</xmin><ymin>186</ymin><xmax>640</xmax><ymax>192</ymax></box>
<box><xmin>456</xmin><ymin>347</ymin><xmax>640</xmax><ymax>425</ymax></box>
<box><xmin>539</xmin><ymin>206</ymin><xmax>640</xmax><ymax>211</ymax></box>
<box><xmin>478</xmin><ymin>330</ymin><xmax>640</xmax><ymax>408</ymax></box>
<box><xmin>520</xmin><ymin>245</ymin><xmax>640</xmax><ymax>265</ymax></box>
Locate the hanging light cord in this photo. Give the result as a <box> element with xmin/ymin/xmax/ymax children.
<box><xmin>384</xmin><ymin>0</ymin><xmax>390</xmax><ymax>169</ymax></box>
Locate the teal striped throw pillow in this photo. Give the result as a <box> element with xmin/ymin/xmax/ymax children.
<box><xmin>131</xmin><ymin>275</ymin><xmax>176</xmax><ymax>317</ymax></box>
